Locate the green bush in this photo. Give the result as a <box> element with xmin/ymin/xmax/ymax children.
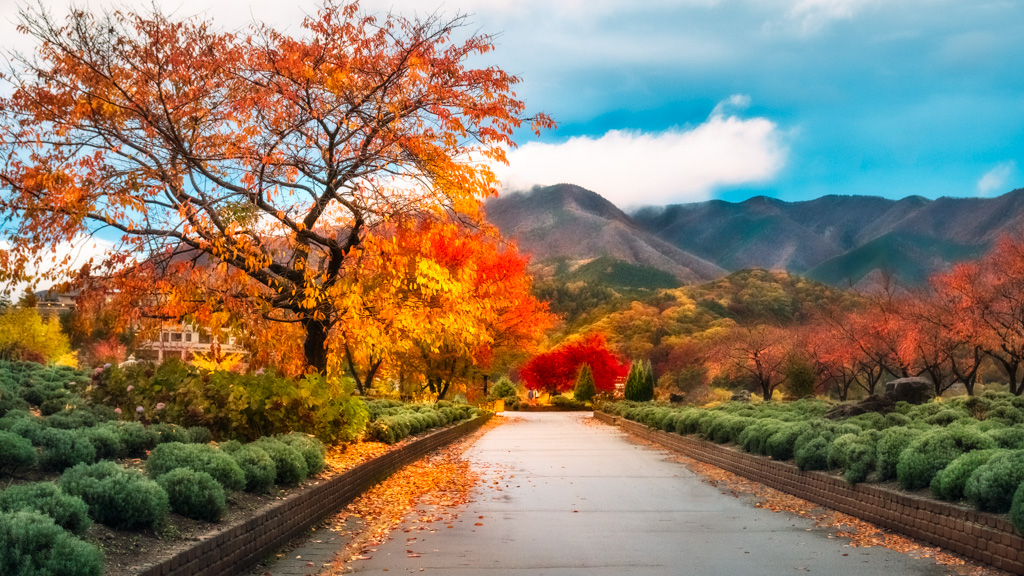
<box><xmin>252</xmin><ymin>438</ymin><xmax>308</xmax><ymax>485</ymax></box>
<box><xmin>113</xmin><ymin>421</ymin><xmax>158</xmax><ymax>457</ymax></box>
<box><xmin>931</xmin><ymin>449</ymin><xmax>1003</xmax><ymax>502</ymax></box>
<box><xmin>876</xmin><ymin>427</ymin><xmax>924</xmax><ymax>481</ymax></box>
<box><xmin>897</xmin><ymin>426</ymin><xmax>997</xmax><ymax>490</ymax></box>
<box><xmin>188</xmin><ymin>426</ymin><xmax>213</xmax><ymax>444</ymax></box>
<box><xmin>986</xmin><ymin>426</ymin><xmax>1024</xmax><ymax>449</ymax></box>
<box><xmin>0</xmin><ymin>511</ymin><xmax>103</xmax><ymax>576</ymax></box>
<box><xmin>489</xmin><ymin>377</ymin><xmax>518</xmax><ymax>402</ymax></box>
<box><xmin>157</xmin><ymin>468</ymin><xmax>226</xmax><ymax>522</ymax></box>
<box><xmin>39</xmin><ymin>429</ymin><xmax>96</xmax><ymax>472</ymax></box>
<box><xmin>795</xmin><ymin>436</ymin><xmax>832</xmax><ymax>471</ymax></box>
<box><xmin>964</xmin><ymin>450</ymin><xmax>1024</xmax><ymax>513</ymax></box>
<box><xmin>1010</xmin><ymin>483</ymin><xmax>1024</xmax><ymax>535</ymax></box>
<box><xmin>0</xmin><ymin>482</ymin><xmax>91</xmax><ymax>535</ymax></box>
<box><xmin>624</xmin><ymin>361</ymin><xmax>655</xmax><ymax>402</ymax></box>
<box><xmin>230</xmin><ymin>445</ymin><xmax>276</xmax><ymax>493</ymax></box>
<box><xmin>0</xmin><ymin>430</ymin><xmax>37</xmax><ymax>471</ymax></box>
<box><xmin>151</xmin><ymin>423</ymin><xmax>193</xmax><ymax>444</ymax></box>
<box><xmin>59</xmin><ymin>461</ymin><xmax>169</xmax><ymax>530</ymax></box>
<box><xmin>146</xmin><ymin>443</ymin><xmax>245</xmax><ymax>492</ymax></box>
<box><xmin>765</xmin><ymin>422</ymin><xmax>813</xmax><ymax>461</ymax></box>
<box><xmin>85</xmin><ymin>425</ymin><xmax>126</xmax><ymax>460</ymax></box>
<box><xmin>276</xmin><ymin>433</ymin><xmax>326</xmax><ymax>476</ymax></box>
<box><xmin>6</xmin><ymin>415</ymin><xmax>48</xmax><ymax>445</ymax></box>
<box><xmin>573</xmin><ymin>365</ymin><xmax>596</xmax><ymax>403</ymax></box>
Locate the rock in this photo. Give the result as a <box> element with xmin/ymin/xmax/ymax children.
<box><xmin>884</xmin><ymin>377</ymin><xmax>935</xmax><ymax>404</ymax></box>
<box><xmin>668</xmin><ymin>393</ymin><xmax>685</xmax><ymax>404</ymax></box>
<box><xmin>824</xmin><ymin>394</ymin><xmax>894</xmax><ymax>419</ymax></box>
<box><xmin>731</xmin><ymin>390</ymin><xmax>751</xmax><ymax>402</ymax></box>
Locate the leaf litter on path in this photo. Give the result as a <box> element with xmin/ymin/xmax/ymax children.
<box><xmin>324</xmin><ymin>416</ymin><xmax>506</xmax><ymax>574</ymax></box>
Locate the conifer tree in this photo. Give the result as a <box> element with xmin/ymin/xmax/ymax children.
<box><xmin>574</xmin><ymin>364</ymin><xmax>596</xmax><ymax>403</ymax></box>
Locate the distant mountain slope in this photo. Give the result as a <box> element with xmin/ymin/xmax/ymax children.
<box><xmin>485</xmin><ymin>184</ymin><xmax>726</xmax><ymax>284</ymax></box>
<box><xmin>632</xmin><ymin>189</ymin><xmax>1024</xmax><ymax>285</ymax></box>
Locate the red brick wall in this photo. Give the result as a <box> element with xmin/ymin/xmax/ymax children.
<box><xmin>137</xmin><ymin>414</ymin><xmax>492</xmax><ymax>576</ymax></box>
<box><xmin>594</xmin><ymin>411</ymin><xmax>1024</xmax><ymax>575</ymax></box>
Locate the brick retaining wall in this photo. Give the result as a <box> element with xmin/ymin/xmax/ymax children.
<box><xmin>136</xmin><ymin>414</ymin><xmax>492</xmax><ymax>576</ymax></box>
<box><xmin>594</xmin><ymin>411</ymin><xmax>1024</xmax><ymax>575</ymax></box>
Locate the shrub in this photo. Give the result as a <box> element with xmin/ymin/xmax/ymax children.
<box><xmin>188</xmin><ymin>426</ymin><xmax>213</xmax><ymax>444</ymax></box>
<box><xmin>0</xmin><ymin>482</ymin><xmax>91</xmax><ymax>535</ymax></box>
<box><xmin>146</xmin><ymin>443</ymin><xmax>245</xmax><ymax>492</ymax></box>
<box><xmin>489</xmin><ymin>377</ymin><xmax>518</xmax><ymax>402</ymax></box>
<box><xmin>876</xmin><ymin>427</ymin><xmax>924</xmax><ymax>481</ymax></box>
<box><xmin>897</xmin><ymin>426</ymin><xmax>997</xmax><ymax>490</ymax></box>
<box><xmin>0</xmin><ymin>430</ymin><xmax>37</xmax><ymax>471</ymax></box>
<box><xmin>0</xmin><ymin>511</ymin><xmax>103</xmax><ymax>576</ymax></box>
<box><xmin>964</xmin><ymin>450</ymin><xmax>1024</xmax><ymax>513</ymax></box>
<box><xmin>230</xmin><ymin>445</ymin><xmax>276</xmax><ymax>493</ymax></box>
<box><xmin>113</xmin><ymin>421</ymin><xmax>158</xmax><ymax>457</ymax></box>
<box><xmin>39</xmin><ymin>429</ymin><xmax>96</xmax><ymax>472</ymax></box>
<box><xmin>1010</xmin><ymin>483</ymin><xmax>1024</xmax><ymax>534</ymax></box>
<box><xmin>151</xmin><ymin>423</ymin><xmax>192</xmax><ymax>444</ymax></box>
<box><xmin>795</xmin><ymin>436</ymin><xmax>832</xmax><ymax>471</ymax></box>
<box><xmin>85</xmin><ymin>425</ymin><xmax>126</xmax><ymax>460</ymax></box>
<box><xmin>45</xmin><ymin>409</ymin><xmax>99</xmax><ymax>430</ymax></box>
<box><xmin>624</xmin><ymin>361</ymin><xmax>655</xmax><ymax>402</ymax></box>
<box><xmin>6</xmin><ymin>415</ymin><xmax>48</xmax><ymax>445</ymax></box>
<box><xmin>59</xmin><ymin>461</ymin><xmax>169</xmax><ymax>530</ymax></box>
<box><xmin>765</xmin><ymin>422</ymin><xmax>813</xmax><ymax>461</ymax></box>
<box><xmin>157</xmin><ymin>468</ymin><xmax>226</xmax><ymax>522</ymax></box>
<box><xmin>573</xmin><ymin>365</ymin><xmax>596</xmax><ymax>403</ymax></box>
<box><xmin>986</xmin><ymin>426</ymin><xmax>1024</xmax><ymax>449</ymax></box>
<box><xmin>931</xmin><ymin>449</ymin><xmax>1003</xmax><ymax>502</ymax></box>
<box><xmin>276</xmin><ymin>433</ymin><xmax>326</xmax><ymax>476</ymax></box>
<box><xmin>252</xmin><ymin>438</ymin><xmax>308</xmax><ymax>485</ymax></box>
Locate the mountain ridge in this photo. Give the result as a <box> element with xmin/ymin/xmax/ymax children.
<box><xmin>486</xmin><ymin>184</ymin><xmax>1024</xmax><ymax>287</ymax></box>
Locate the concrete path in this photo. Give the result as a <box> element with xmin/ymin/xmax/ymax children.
<box><xmin>347</xmin><ymin>412</ymin><xmax>955</xmax><ymax>575</ymax></box>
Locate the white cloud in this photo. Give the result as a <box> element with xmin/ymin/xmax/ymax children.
<box><xmin>977</xmin><ymin>161</ymin><xmax>1018</xmax><ymax>196</ymax></box>
<box><xmin>496</xmin><ymin>96</ymin><xmax>788</xmax><ymax>207</ymax></box>
<box><xmin>784</xmin><ymin>0</ymin><xmax>880</xmax><ymax>35</ymax></box>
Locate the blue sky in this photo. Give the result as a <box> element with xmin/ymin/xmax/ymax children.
<box><xmin>3</xmin><ymin>0</ymin><xmax>1023</xmax><ymax>208</ymax></box>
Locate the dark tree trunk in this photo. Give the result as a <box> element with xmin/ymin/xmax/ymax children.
<box><xmin>302</xmin><ymin>317</ymin><xmax>330</xmax><ymax>375</ymax></box>
<box><xmin>482</xmin><ymin>374</ymin><xmax>489</xmax><ymax>396</ymax></box>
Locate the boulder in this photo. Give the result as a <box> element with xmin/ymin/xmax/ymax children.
<box><xmin>731</xmin><ymin>390</ymin><xmax>751</xmax><ymax>402</ymax></box>
<box><xmin>824</xmin><ymin>395</ymin><xmax>894</xmax><ymax>419</ymax></box>
<box><xmin>668</xmin><ymin>393</ymin><xmax>685</xmax><ymax>404</ymax></box>
<box><xmin>884</xmin><ymin>377</ymin><xmax>935</xmax><ymax>404</ymax></box>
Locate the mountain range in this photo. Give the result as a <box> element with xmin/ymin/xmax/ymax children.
<box><xmin>485</xmin><ymin>184</ymin><xmax>1024</xmax><ymax>287</ymax></box>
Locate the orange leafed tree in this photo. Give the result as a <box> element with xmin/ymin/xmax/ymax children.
<box><xmin>0</xmin><ymin>1</ymin><xmax>552</xmax><ymax>374</ymax></box>
<box><xmin>336</xmin><ymin>217</ymin><xmax>554</xmax><ymax>399</ymax></box>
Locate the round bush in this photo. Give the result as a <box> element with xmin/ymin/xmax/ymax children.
<box><xmin>157</xmin><ymin>468</ymin><xmax>226</xmax><ymax>522</ymax></box>
<box><xmin>0</xmin><ymin>430</ymin><xmax>37</xmax><ymax>471</ymax></box>
<box><xmin>1010</xmin><ymin>483</ymin><xmax>1024</xmax><ymax>535</ymax></box>
<box><xmin>0</xmin><ymin>482</ymin><xmax>92</xmax><ymax>535</ymax></box>
<box><xmin>986</xmin><ymin>426</ymin><xmax>1024</xmax><ymax>449</ymax></box>
<box><xmin>795</xmin><ymin>436</ymin><xmax>832</xmax><ymax>471</ymax></box>
<box><xmin>876</xmin><ymin>427</ymin><xmax>923</xmax><ymax>481</ymax></box>
<box><xmin>6</xmin><ymin>415</ymin><xmax>48</xmax><ymax>445</ymax></box>
<box><xmin>146</xmin><ymin>443</ymin><xmax>245</xmax><ymax>492</ymax></box>
<box><xmin>114</xmin><ymin>421</ymin><xmax>158</xmax><ymax>457</ymax></box>
<box><xmin>931</xmin><ymin>449</ymin><xmax>1003</xmax><ymax>502</ymax></box>
<box><xmin>253</xmin><ymin>438</ymin><xmax>308</xmax><ymax>485</ymax></box>
<box><xmin>230</xmin><ymin>445</ymin><xmax>277</xmax><ymax>493</ymax></box>
<box><xmin>187</xmin><ymin>426</ymin><xmax>213</xmax><ymax>444</ymax></box>
<box><xmin>277</xmin><ymin>433</ymin><xmax>326</xmax><ymax>475</ymax></box>
<box><xmin>964</xmin><ymin>450</ymin><xmax>1024</xmax><ymax>513</ymax></box>
<box><xmin>0</xmin><ymin>511</ymin><xmax>104</xmax><ymax>576</ymax></box>
<box><xmin>85</xmin><ymin>425</ymin><xmax>126</xmax><ymax>460</ymax></box>
<box><xmin>39</xmin><ymin>429</ymin><xmax>97</xmax><ymax>472</ymax></box>
<box><xmin>59</xmin><ymin>461</ymin><xmax>169</xmax><ymax>530</ymax></box>
<box><xmin>151</xmin><ymin>423</ymin><xmax>192</xmax><ymax>444</ymax></box>
<box><xmin>897</xmin><ymin>426</ymin><xmax>996</xmax><ymax>490</ymax></box>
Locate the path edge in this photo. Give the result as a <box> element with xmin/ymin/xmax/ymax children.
<box><xmin>136</xmin><ymin>413</ymin><xmax>493</xmax><ymax>576</ymax></box>
<box><xmin>594</xmin><ymin>410</ymin><xmax>1024</xmax><ymax>575</ymax></box>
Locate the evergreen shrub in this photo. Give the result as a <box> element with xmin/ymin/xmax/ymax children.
<box><xmin>59</xmin><ymin>461</ymin><xmax>169</xmax><ymax>529</ymax></box>
<box><xmin>157</xmin><ymin>468</ymin><xmax>226</xmax><ymax>522</ymax></box>
<box><xmin>964</xmin><ymin>450</ymin><xmax>1024</xmax><ymax>513</ymax></box>
<box><xmin>277</xmin><ymin>432</ymin><xmax>326</xmax><ymax>475</ymax></box>
<box><xmin>39</xmin><ymin>429</ymin><xmax>96</xmax><ymax>472</ymax></box>
<box><xmin>930</xmin><ymin>449</ymin><xmax>1003</xmax><ymax>502</ymax></box>
<box><xmin>897</xmin><ymin>426</ymin><xmax>996</xmax><ymax>490</ymax></box>
<box><xmin>0</xmin><ymin>430</ymin><xmax>37</xmax><ymax>471</ymax></box>
<box><xmin>0</xmin><ymin>482</ymin><xmax>91</xmax><ymax>535</ymax></box>
<box><xmin>0</xmin><ymin>511</ymin><xmax>103</xmax><ymax>576</ymax></box>
<box><xmin>230</xmin><ymin>445</ymin><xmax>277</xmax><ymax>493</ymax></box>
<box><xmin>145</xmin><ymin>442</ymin><xmax>245</xmax><ymax>491</ymax></box>
<box><xmin>252</xmin><ymin>438</ymin><xmax>308</xmax><ymax>485</ymax></box>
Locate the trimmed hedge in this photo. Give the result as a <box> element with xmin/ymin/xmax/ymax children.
<box><xmin>59</xmin><ymin>461</ymin><xmax>169</xmax><ymax>530</ymax></box>
<box><xmin>0</xmin><ymin>482</ymin><xmax>92</xmax><ymax>535</ymax></box>
<box><xmin>146</xmin><ymin>442</ymin><xmax>245</xmax><ymax>492</ymax></box>
<box><xmin>0</xmin><ymin>511</ymin><xmax>103</xmax><ymax>576</ymax></box>
<box><xmin>157</xmin><ymin>468</ymin><xmax>226</xmax><ymax>522</ymax></box>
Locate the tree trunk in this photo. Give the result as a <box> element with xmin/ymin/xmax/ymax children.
<box><xmin>302</xmin><ymin>317</ymin><xmax>330</xmax><ymax>375</ymax></box>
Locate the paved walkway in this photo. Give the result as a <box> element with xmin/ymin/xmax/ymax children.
<box><xmin>347</xmin><ymin>411</ymin><xmax>955</xmax><ymax>575</ymax></box>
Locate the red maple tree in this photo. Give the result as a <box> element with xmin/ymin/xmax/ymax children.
<box><xmin>519</xmin><ymin>334</ymin><xmax>628</xmax><ymax>395</ymax></box>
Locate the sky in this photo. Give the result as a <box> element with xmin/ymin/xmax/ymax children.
<box><xmin>1</xmin><ymin>0</ymin><xmax>1023</xmax><ymax>210</ymax></box>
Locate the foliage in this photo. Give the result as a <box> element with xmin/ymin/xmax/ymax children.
<box><xmin>876</xmin><ymin>427</ymin><xmax>924</xmax><ymax>481</ymax></box>
<box><xmin>520</xmin><ymin>334</ymin><xmax>628</xmax><ymax>395</ymax></box>
<box><xmin>1011</xmin><ymin>483</ymin><xmax>1024</xmax><ymax>534</ymax></box>
<box><xmin>624</xmin><ymin>360</ymin><xmax>655</xmax><ymax>402</ymax></box>
<box><xmin>145</xmin><ymin>443</ymin><xmax>246</xmax><ymax>492</ymax></box>
<box><xmin>0</xmin><ymin>482</ymin><xmax>91</xmax><ymax>535</ymax></box>
<box><xmin>157</xmin><ymin>469</ymin><xmax>226</xmax><ymax>522</ymax></box>
<box><xmin>551</xmin><ymin>395</ymin><xmax>588</xmax><ymax>410</ymax></box>
<box><xmin>489</xmin><ymin>377</ymin><xmax>519</xmax><ymax>402</ymax></box>
<box><xmin>0</xmin><ymin>511</ymin><xmax>103</xmax><ymax>576</ymax></box>
<box><xmin>363</xmin><ymin>400</ymin><xmax>480</xmax><ymax>444</ymax></box>
<box><xmin>251</xmin><ymin>438</ymin><xmax>308</xmax><ymax>486</ymax></box>
<box><xmin>931</xmin><ymin>449</ymin><xmax>1003</xmax><ymax>502</ymax></box>
<box><xmin>89</xmin><ymin>361</ymin><xmax>368</xmax><ymax>443</ymax></box>
<box><xmin>573</xmin><ymin>364</ymin><xmax>596</xmax><ymax>403</ymax></box>
<box><xmin>0</xmin><ymin>1</ymin><xmax>551</xmax><ymax>375</ymax></box>
<box><xmin>964</xmin><ymin>450</ymin><xmax>1024</xmax><ymax>513</ymax></box>
<box><xmin>0</xmin><ymin>308</ymin><xmax>71</xmax><ymax>363</ymax></box>
<box><xmin>0</xmin><ymin>430</ymin><xmax>37</xmax><ymax>472</ymax></box>
<box><xmin>896</xmin><ymin>427</ymin><xmax>997</xmax><ymax>490</ymax></box>
<box><xmin>38</xmin><ymin>429</ymin><xmax>97</xmax><ymax>472</ymax></box>
<box><xmin>59</xmin><ymin>461</ymin><xmax>169</xmax><ymax>530</ymax></box>
<box><xmin>228</xmin><ymin>445</ymin><xmax>277</xmax><ymax>493</ymax></box>
<box><xmin>276</xmin><ymin>433</ymin><xmax>326</xmax><ymax>476</ymax></box>
<box><xmin>783</xmin><ymin>354</ymin><xmax>817</xmax><ymax>399</ymax></box>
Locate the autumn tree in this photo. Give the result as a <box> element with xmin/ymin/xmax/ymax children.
<box><xmin>519</xmin><ymin>334</ymin><xmax>628</xmax><ymax>395</ymax></box>
<box><xmin>336</xmin><ymin>217</ymin><xmax>553</xmax><ymax>399</ymax></box>
<box><xmin>715</xmin><ymin>324</ymin><xmax>790</xmax><ymax>401</ymax></box>
<box><xmin>0</xmin><ymin>2</ymin><xmax>551</xmax><ymax>374</ymax></box>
